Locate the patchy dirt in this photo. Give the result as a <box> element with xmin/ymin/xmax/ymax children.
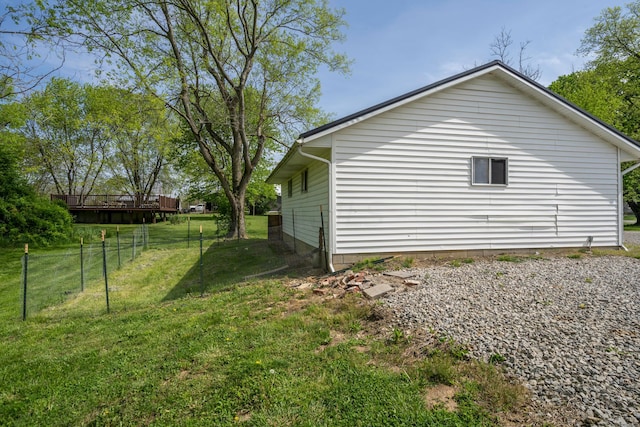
<box><xmin>424</xmin><ymin>384</ymin><xmax>458</xmax><ymax>412</ymax></box>
<box><xmin>280</xmin><ymin>257</ymin><xmax>589</xmax><ymax>427</ymax></box>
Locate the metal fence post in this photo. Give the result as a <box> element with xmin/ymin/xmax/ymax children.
<box><xmin>80</xmin><ymin>238</ymin><xmax>84</xmax><ymax>291</ymax></box>
<box><xmin>102</xmin><ymin>230</ymin><xmax>110</xmax><ymax>313</ymax></box>
<box><xmin>132</xmin><ymin>232</ymin><xmax>136</xmax><ymax>261</ymax></box>
<box><xmin>22</xmin><ymin>244</ymin><xmax>28</xmax><ymax>321</ymax></box>
<box><xmin>187</xmin><ymin>216</ymin><xmax>191</xmax><ymax>248</ymax></box>
<box><xmin>200</xmin><ymin>225</ymin><xmax>204</xmax><ymax>296</ymax></box>
<box><xmin>143</xmin><ymin>218</ymin><xmax>148</xmax><ymax>250</ymax></box>
<box><xmin>116</xmin><ymin>226</ymin><xmax>121</xmax><ymax>269</ymax></box>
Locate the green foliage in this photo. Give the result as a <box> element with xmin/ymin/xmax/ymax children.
<box><xmin>419</xmin><ymin>351</ymin><xmax>457</xmax><ymax>385</ymax></box>
<box><xmin>401</xmin><ymin>257</ymin><xmax>414</xmax><ymax>268</ymax></box>
<box><xmin>352</xmin><ymin>257</ymin><xmax>386</xmax><ymax>272</ymax></box>
<box><xmin>389</xmin><ymin>327</ymin><xmax>407</xmax><ymax>345</ymax></box>
<box><xmin>548</xmin><ymin>67</ymin><xmax>624</xmax><ymax>127</ymax></box>
<box><xmin>496</xmin><ymin>255</ymin><xmax>522</xmax><ymax>263</ymax></box>
<box><xmin>169</xmin><ymin>214</ymin><xmax>186</xmax><ymax>225</ymax></box>
<box><xmin>562</xmin><ymin>2</ymin><xmax>640</xmax><ymax>224</ymax></box>
<box><xmin>0</xmin><ymin>233</ymin><xmax>508</xmax><ymax>426</ymax></box>
<box><xmin>488</xmin><ymin>353</ymin><xmax>505</xmax><ymax>365</ymax></box>
<box><xmin>0</xmin><ymin>143</ymin><xmax>72</xmax><ymax>247</ymax></box>
<box><xmin>39</xmin><ymin>0</ymin><xmax>349</xmax><ymax>238</ymax></box>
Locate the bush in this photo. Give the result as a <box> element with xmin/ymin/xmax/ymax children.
<box><xmin>0</xmin><ymin>195</ymin><xmax>73</xmax><ymax>247</ymax></box>
<box><xmin>0</xmin><ymin>144</ymin><xmax>73</xmax><ymax>247</ymax></box>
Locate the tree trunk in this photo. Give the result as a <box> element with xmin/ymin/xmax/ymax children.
<box><xmin>628</xmin><ymin>200</ymin><xmax>640</xmax><ymax>225</ymax></box>
<box><xmin>227</xmin><ymin>195</ymin><xmax>247</xmax><ymax>239</ymax></box>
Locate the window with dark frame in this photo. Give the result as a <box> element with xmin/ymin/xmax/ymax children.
<box><xmin>287</xmin><ymin>179</ymin><xmax>293</xmax><ymax>198</ymax></box>
<box><xmin>472</xmin><ymin>157</ymin><xmax>507</xmax><ymax>185</ymax></box>
<box><xmin>301</xmin><ymin>169</ymin><xmax>308</xmax><ymax>193</ymax></box>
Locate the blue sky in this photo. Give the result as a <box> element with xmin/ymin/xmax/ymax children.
<box><xmin>317</xmin><ymin>0</ymin><xmax>626</xmax><ymax>118</ymax></box>
<box><xmin>2</xmin><ymin>1</ymin><xmax>627</xmax><ymax>120</ymax></box>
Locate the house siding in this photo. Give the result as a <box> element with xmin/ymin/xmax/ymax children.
<box><xmin>281</xmin><ymin>160</ymin><xmax>330</xmax><ymax>252</ymax></box>
<box><xmin>333</xmin><ymin>74</ymin><xmax>619</xmax><ymax>254</ymax></box>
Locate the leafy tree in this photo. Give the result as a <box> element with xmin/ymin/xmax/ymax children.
<box><xmin>103</xmin><ymin>89</ymin><xmax>179</xmax><ymax>205</ymax></box>
<box><xmin>574</xmin><ymin>1</ymin><xmax>640</xmax><ymax>224</ymax></box>
<box><xmin>22</xmin><ymin>78</ymin><xmax>111</xmax><ymax>199</ymax></box>
<box><xmin>0</xmin><ymin>137</ymin><xmax>73</xmax><ymax>247</ymax></box>
<box><xmin>548</xmin><ymin>66</ymin><xmax>624</xmax><ymax>127</ymax></box>
<box><xmin>36</xmin><ymin>0</ymin><xmax>348</xmax><ymax>238</ymax></box>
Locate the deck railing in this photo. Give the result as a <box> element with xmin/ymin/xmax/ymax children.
<box><xmin>51</xmin><ymin>194</ymin><xmax>178</xmax><ymax>210</ymax></box>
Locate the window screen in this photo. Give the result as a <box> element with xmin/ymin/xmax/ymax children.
<box><xmin>472</xmin><ymin>157</ymin><xmax>507</xmax><ymax>185</ymax></box>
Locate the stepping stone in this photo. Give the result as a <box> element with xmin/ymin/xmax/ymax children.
<box><xmin>363</xmin><ymin>283</ymin><xmax>394</xmax><ymax>299</ymax></box>
<box><xmin>384</xmin><ymin>271</ymin><xmax>415</xmax><ymax>279</ymax></box>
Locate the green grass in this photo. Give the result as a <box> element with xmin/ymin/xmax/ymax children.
<box><xmin>0</xmin><ymin>215</ymin><xmax>528</xmax><ymax>426</ymax></box>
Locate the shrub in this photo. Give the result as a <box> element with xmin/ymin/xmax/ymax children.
<box><xmin>0</xmin><ymin>144</ymin><xmax>73</xmax><ymax>247</ymax></box>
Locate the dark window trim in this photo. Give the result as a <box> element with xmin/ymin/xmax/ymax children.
<box><xmin>287</xmin><ymin>179</ymin><xmax>293</xmax><ymax>198</ymax></box>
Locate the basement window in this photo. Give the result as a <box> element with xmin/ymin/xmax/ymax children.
<box><xmin>472</xmin><ymin>157</ymin><xmax>508</xmax><ymax>185</ymax></box>
<box><xmin>301</xmin><ymin>169</ymin><xmax>308</xmax><ymax>193</ymax></box>
<box><xmin>287</xmin><ymin>179</ymin><xmax>293</xmax><ymax>198</ymax></box>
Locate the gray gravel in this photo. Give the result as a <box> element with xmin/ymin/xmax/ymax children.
<box><xmin>384</xmin><ymin>251</ymin><xmax>640</xmax><ymax>426</ymax></box>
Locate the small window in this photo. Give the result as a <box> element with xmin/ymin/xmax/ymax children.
<box><xmin>287</xmin><ymin>179</ymin><xmax>293</xmax><ymax>198</ymax></box>
<box><xmin>472</xmin><ymin>157</ymin><xmax>507</xmax><ymax>185</ymax></box>
<box><xmin>301</xmin><ymin>169</ymin><xmax>308</xmax><ymax>193</ymax></box>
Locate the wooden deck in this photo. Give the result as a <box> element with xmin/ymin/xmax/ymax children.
<box><xmin>52</xmin><ymin>194</ymin><xmax>179</xmax><ymax>224</ymax></box>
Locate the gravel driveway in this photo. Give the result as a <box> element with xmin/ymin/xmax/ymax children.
<box><xmin>384</xmin><ymin>237</ymin><xmax>640</xmax><ymax>426</ymax></box>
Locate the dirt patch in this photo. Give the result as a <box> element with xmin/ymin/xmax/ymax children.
<box><xmin>423</xmin><ymin>384</ymin><xmax>458</xmax><ymax>412</ymax></box>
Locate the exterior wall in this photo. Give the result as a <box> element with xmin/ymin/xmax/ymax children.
<box><xmin>333</xmin><ymin>74</ymin><xmax>620</xmax><ymax>255</ymax></box>
<box><xmin>280</xmin><ymin>159</ymin><xmax>330</xmax><ymax>253</ymax></box>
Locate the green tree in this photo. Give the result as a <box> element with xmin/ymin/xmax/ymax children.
<box><xmin>548</xmin><ymin>66</ymin><xmax>624</xmax><ymax>127</ymax></box>
<box><xmin>37</xmin><ymin>0</ymin><xmax>348</xmax><ymax>238</ymax></box>
<box><xmin>103</xmin><ymin>89</ymin><xmax>179</xmax><ymax>205</ymax></box>
<box><xmin>23</xmin><ymin>78</ymin><xmax>112</xmax><ymax>198</ymax></box>
<box><xmin>575</xmin><ymin>1</ymin><xmax>640</xmax><ymax>224</ymax></box>
<box><xmin>0</xmin><ymin>135</ymin><xmax>73</xmax><ymax>247</ymax></box>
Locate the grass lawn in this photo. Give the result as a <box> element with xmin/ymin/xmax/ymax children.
<box><xmin>1</xmin><ymin>215</ymin><xmax>528</xmax><ymax>426</ymax></box>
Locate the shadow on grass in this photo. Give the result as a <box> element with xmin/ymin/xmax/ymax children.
<box><xmin>162</xmin><ymin>238</ymin><xmax>292</xmax><ymax>301</ymax></box>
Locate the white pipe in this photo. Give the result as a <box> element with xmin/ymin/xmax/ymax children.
<box><xmin>297</xmin><ymin>144</ymin><xmax>335</xmax><ymax>273</ymax></box>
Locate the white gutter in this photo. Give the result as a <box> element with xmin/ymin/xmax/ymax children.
<box><xmin>297</xmin><ymin>144</ymin><xmax>335</xmax><ymax>273</ymax></box>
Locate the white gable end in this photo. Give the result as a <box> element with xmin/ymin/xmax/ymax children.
<box><xmin>332</xmin><ymin>73</ymin><xmax>621</xmax><ymax>254</ymax></box>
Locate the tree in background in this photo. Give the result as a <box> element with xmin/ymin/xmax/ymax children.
<box><xmin>548</xmin><ymin>67</ymin><xmax>624</xmax><ymax>127</ymax></box>
<box><xmin>36</xmin><ymin>0</ymin><xmax>348</xmax><ymax>238</ymax></box>
<box><xmin>104</xmin><ymin>89</ymin><xmax>179</xmax><ymax>205</ymax></box>
<box><xmin>0</xmin><ymin>112</ymin><xmax>73</xmax><ymax>246</ymax></box>
<box><xmin>490</xmin><ymin>27</ymin><xmax>542</xmax><ymax>80</ymax></box>
<box><xmin>22</xmin><ymin>78</ymin><xmax>111</xmax><ymax>199</ymax></box>
<box><xmin>552</xmin><ymin>2</ymin><xmax>640</xmax><ymax>224</ymax></box>
<box><xmin>1</xmin><ymin>4</ymin><xmax>66</xmax><ymax>99</ymax></box>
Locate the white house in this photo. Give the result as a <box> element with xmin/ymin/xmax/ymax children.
<box><xmin>267</xmin><ymin>61</ymin><xmax>640</xmax><ymax>271</ymax></box>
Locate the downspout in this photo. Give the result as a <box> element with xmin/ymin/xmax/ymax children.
<box><xmin>620</xmin><ymin>159</ymin><xmax>640</xmax><ymax>251</ymax></box>
<box><xmin>297</xmin><ymin>143</ymin><xmax>335</xmax><ymax>273</ymax></box>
